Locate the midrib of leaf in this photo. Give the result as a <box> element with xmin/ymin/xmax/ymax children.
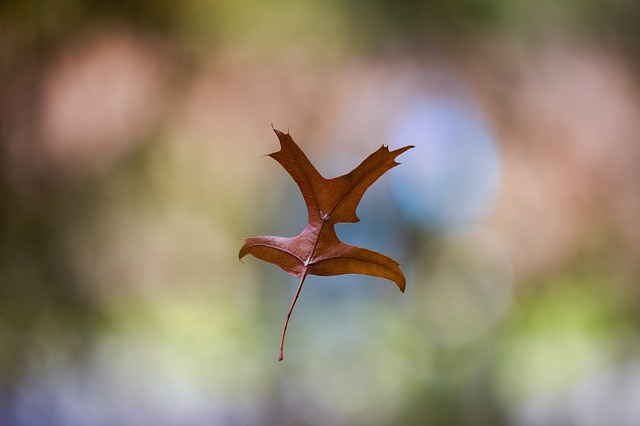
<box><xmin>279</xmin><ymin>220</ymin><xmax>326</xmax><ymax>361</ymax></box>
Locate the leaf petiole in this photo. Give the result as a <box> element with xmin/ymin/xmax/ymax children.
<box><xmin>279</xmin><ymin>267</ymin><xmax>309</xmax><ymax>361</ymax></box>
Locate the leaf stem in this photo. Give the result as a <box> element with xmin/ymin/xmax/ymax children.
<box><xmin>279</xmin><ymin>267</ymin><xmax>309</xmax><ymax>361</ymax></box>
<box><xmin>279</xmin><ymin>219</ymin><xmax>326</xmax><ymax>361</ymax></box>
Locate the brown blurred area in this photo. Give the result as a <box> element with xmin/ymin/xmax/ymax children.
<box><xmin>1</xmin><ymin>1</ymin><xmax>640</xmax><ymax>425</ymax></box>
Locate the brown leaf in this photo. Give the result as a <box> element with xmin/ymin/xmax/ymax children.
<box><xmin>239</xmin><ymin>127</ymin><xmax>413</xmax><ymax>360</ymax></box>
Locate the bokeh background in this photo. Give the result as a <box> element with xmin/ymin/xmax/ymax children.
<box><xmin>2</xmin><ymin>0</ymin><xmax>640</xmax><ymax>425</ymax></box>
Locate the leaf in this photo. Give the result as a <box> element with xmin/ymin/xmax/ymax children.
<box><xmin>239</xmin><ymin>127</ymin><xmax>414</xmax><ymax>360</ymax></box>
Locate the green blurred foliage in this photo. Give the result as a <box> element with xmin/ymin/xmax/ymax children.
<box><xmin>2</xmin><ymin>0</ymin><xmax>640</xmax><ymax>56</ymax></box>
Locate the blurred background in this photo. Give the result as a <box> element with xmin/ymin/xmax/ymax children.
<box><xmin>1</xmin><ymin>0</ymin><xmax>640</xmax><ymax>425</ymax></box>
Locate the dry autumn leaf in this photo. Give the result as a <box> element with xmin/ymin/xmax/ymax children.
<box><xmin>239</xmin><ymin>127</ymin><xmax>414</xmax><ymax>360</ymax></box>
